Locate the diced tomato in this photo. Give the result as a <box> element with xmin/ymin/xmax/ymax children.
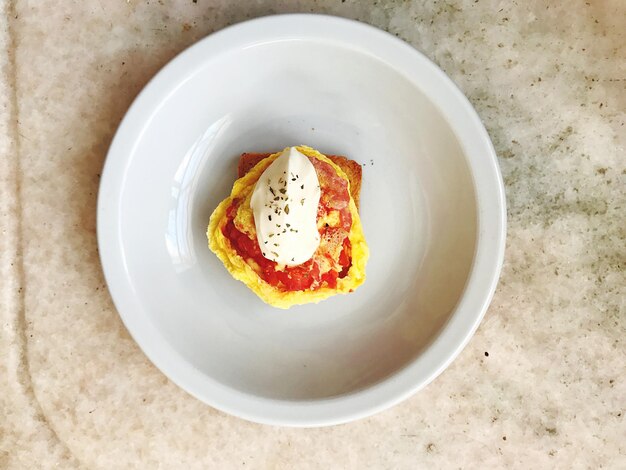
<box><xmin>338</xmin><ymin>238</ymin><xmax>351</xmax><ymax>268</ymax></box>
<box><xmin>226</xmin><ymin>200</ymin><xmax>239</xmax><ymax>218</ymax></box>
<box><xmin>321</xmin><ymin>269</ymin><xmax>338</xmax><ymax>289</ymax></box>
<box><xmin>237</xmin><ymin>233</ymin><xmax>259</xmax><ymax>256</ymax></box>
<box><xmin>263</xmin><ymin>266</ymin><xmax>280</xmax><ymax>286</ymax></box>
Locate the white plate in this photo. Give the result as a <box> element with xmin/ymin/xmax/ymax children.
<box><xmin>98</xmin><ymin>14</ymin><xmax>506</xmax><ymax>426</ymax></box>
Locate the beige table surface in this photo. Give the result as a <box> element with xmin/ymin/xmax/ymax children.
<box><xmin>1</xmin><ymin>1</ymin><xmax>624</xmax><ymax>468</ymax></box>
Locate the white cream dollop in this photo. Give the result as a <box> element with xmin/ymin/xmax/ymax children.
<box><xmin>250</xmin><ymin>147</ymin><xmax>321</xmax><ymax>266</ymax></box>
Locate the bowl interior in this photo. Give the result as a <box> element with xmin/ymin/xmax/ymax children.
<box><xmin>116</xmin><ymin>39</ymin><xmax>476</xmax><ymax>400</ymax></box>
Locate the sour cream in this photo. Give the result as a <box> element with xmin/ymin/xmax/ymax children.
<box><xmin>250</xmin><ymin>147</ymin><xmax>321</xmax><ymax>266</ymax></box>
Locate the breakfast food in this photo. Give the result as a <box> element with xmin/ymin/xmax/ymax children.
<box><xmin>207</xmin><ymin>145</ymin><xmax>368</xmax><ymax>309</ymax></box>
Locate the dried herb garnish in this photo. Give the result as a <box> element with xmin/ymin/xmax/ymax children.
<box><xmin>285</xmin><ymin>204</ymin><xmax>290</xmax><ymax>214</ymax></box>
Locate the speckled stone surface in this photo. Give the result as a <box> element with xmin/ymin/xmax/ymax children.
<box><xmin>1</xmin><ymin>0</ymin><xmax>624</xmax><ymax>468</ymax></box>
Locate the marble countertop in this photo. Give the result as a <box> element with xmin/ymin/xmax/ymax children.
<box><xmin>1</xmin><ymin>1</ymin><xmax>624</xmax><ymax>468</ymax></box>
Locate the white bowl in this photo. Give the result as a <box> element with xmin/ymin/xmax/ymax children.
<box><xmin>98</xmin><ymin>14</ymin><xmax>506</xmax><ymax>426</ymax></box>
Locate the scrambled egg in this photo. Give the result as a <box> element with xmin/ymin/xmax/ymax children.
<box><xmin>207</xmin><ymin>146</ymin><xmax>368</xmax><ymax>309</ymax></box>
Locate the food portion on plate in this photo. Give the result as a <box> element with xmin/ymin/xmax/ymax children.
<box><xmin>207</xmin><ymin>145</ymin><xmax>368</xmax><ymax>309</ymax></box>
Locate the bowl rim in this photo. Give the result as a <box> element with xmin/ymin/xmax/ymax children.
<box><xmin>97</xmin><ymin>13</ymin><xmax>506</xmax><ymax>427</ymax></box>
